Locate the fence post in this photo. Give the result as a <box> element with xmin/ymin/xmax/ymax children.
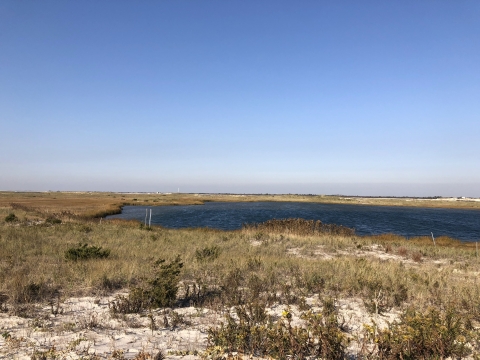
<box><xmin>431</xmin><ymin>232</ymin><xmax>436</xmax><ymax>247</ymax></box>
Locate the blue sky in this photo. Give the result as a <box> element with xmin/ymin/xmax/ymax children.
<box><xmin>1</xmin><ymin>1</ymin><xmax>479</xmax><ymax>196</ymax></box>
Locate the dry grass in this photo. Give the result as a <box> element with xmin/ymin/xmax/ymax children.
<box><xmin>1</xmin><ymin>203</ymin><xmax>480</xmax><ymax>315</ymax></box>
<box><xmin>1</xmin><ymin>195</ymin><xmax>480</xmax><ymax>357</ymax></box>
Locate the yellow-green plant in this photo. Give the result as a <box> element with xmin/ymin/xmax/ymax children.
<box><xmin>206</xmin><ymin>300</ymin><xmax>348</xmax><ymax>359</ymax></box>
<box><xmin>363</xmin><ymin>306</ymin><xmax>478</xmax><ymax>359</ymax></box>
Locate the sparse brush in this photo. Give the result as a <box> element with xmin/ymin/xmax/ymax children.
<box><xmin>206</xmin><ymin>300</ymin><xmax>348</xmax><ymax>359</ymax></box>
<box><xmin>363</xmin><ymin>306</ymin><xmax>478</xmax><ymax>359</ymax></box>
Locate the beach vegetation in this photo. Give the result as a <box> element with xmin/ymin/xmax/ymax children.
<box><xmin>1</xmin><ymin>194</ymin><xmax>480</xmax><ymax>357</ymax></box>
<box><xmin>4</xmin><ymin>213</ymin><xmax>17</xmax><ymax>222</ymax></box>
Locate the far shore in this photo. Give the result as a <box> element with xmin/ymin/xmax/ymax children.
<box><xmin>1</xmin><ymin>191</ymin><xmax>480</xmax><ymax>219</ymax></box>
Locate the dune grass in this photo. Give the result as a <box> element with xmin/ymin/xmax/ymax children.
<box><xmin>1</xmin><ymin>197</ymin><xmax>480</xmax><ymax>358</ymax></box>
<box><xmin>1</xmin><ymin>205</ymin><xmax>479</xmax><ymax>313</ymax></box>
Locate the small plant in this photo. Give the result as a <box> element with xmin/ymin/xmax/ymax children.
<box><xmin>98</xmin><ymin>275</ymin><xmax>125</xmax><ymax>293</ymax></box>
<box><xmin>396</xmin><ymin>246</ymin><xmax>408</xmax><ymax>257</ymax></box>
<box><xmin>65</xmin><ymin>243</ymin><xmax>110</xmax><ymax>261</ymax></box>
<box><xmin>169</xmin><ymin>310</ymin><xmax>191</xmax><ymax>328</ymax></box>
<box><xmin>110</xmin><ymin>256</ymin><xmax>183</xmax><ymax>313</ymax></box>
<box><xmin>78</xmin><ymin>312</ymin><xmax>101</xmax><ymax>329</ymax></box>
<box><xmin>31</xmin><ymin>346</ymin><xmax>61</xmax><ymax>360</ymax></box>
<box><xmin>0</xmin><ymin>293</ymin><xmax>8</xmax><ymax>312</ymax></box>
<box><xmin>411</xmin><ymin>251</ymin><xmax>423</xmax><ymax>262</ymax></box>
<box><xmin>148</xmin><ymin>311</ymin><xmax>157</xmax><ymax>334</ymax></box>
<box><xmin>110</xmin><ymin>349</ymin><xmax>126</xmax><ymax>359</ymax></box>
<box><xmin>5</xmin><ymin>213</ymin><xmax>18</xmax><ymax>222</ymax></box>
<box><xmin>195</xmin><ymin>245</ymin><xmax>220</xmax><ymax>262</ymax></box>
<box><xmin>153</xmin><ymin>350</ymin><xmax>166</xmax><ymax>360</ymax></box>
<box><xmin>45</xmin><ymin>217</ymin><xmax>62</xmax><ymax>224</ymax></box>
<box><xmin>134</xmin><ymin>351</ymin><xmax>154</xmax><ymax>360</ymax></box>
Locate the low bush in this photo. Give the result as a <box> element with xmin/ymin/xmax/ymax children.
<box><xmin>363</xmin><ymin>306</ymin><xmax>477</xmax><ymax>359</ymax></box>
<box><xmin>65</xmin><ymin>243</ymin><xmax>110</xmax><ymax>261</ymax></box>
<box><xmin>206</xmin><ymin>300</ymin><xmax>348</xmax><ymax>359</ymax></box>
<box><xmin>111</xmin><ymin>256</ymin><xmax>183</xmax><ymax>313</ymax></box>
<box><xmin>4</xmin><ymin>213</ymin><xmax>18</xmax><ymax>222</ymax></box>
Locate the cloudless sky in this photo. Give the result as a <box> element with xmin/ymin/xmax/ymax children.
<box><xmin>1</xmin><ymin>1</ymin><xmax>479</xmax><ymax>196</ymax></box>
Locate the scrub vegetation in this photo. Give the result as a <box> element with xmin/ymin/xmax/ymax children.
<box><xmin>1</xmin><ymin>193</ymin><xmax>480</xmax><ymax>358</ymax></box>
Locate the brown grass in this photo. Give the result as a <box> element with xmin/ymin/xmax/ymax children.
<box><xmin>242</xmin><ymin>218</ymin><xmax>355</xmax><ymax>236</ymax></box>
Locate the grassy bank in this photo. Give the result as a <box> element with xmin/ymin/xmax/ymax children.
<box><xmin>1</xmin><ymin>200</ymin><xmax>480</xmax><ymax>358</ymax></box>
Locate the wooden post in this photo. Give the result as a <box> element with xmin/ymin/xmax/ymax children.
<box><xmin>149</xmin><ymin>209</ymin><xmax>152</xmax><ymax>227</ymax></box>
<box><xmin>431</xmin><ymin>232</ymin><xmax>436</xmax><ymax>247</ymax></box>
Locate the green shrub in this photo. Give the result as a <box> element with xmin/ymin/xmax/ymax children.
<box><xmin>363</xmin><ymin>306</ymin><xmax>477</xmax><ymax>359</ymax></box>
<box><xmin>65</xmin><ymin>243</ymin><xmax>110</xmax><ymax>261</ymax></box>
<box><xmin>5</xmin><ymin>213</ymin><xmax>18</xmax><ymax>222</ymax></box>
<box><xmin>111</xmin><ymin>256</ymin><xmax>183</xmax><ymax>313</ymax></box>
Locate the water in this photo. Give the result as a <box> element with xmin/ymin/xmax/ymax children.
<box><xmin>107</xmin><ymin>202</ymin><xmax>480</xmax><ymax>242</ymax></box>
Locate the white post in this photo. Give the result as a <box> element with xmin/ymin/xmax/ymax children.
<box><xmin>431</xmin><ymin>232</ymin><xmax>436</xmax><ymax>247</ymax></box>
<box><xmin>145</xmin><ymin>208</ymin><xmax>148</xmax><ymax>226</ymax></box>
<box><xmin>149</xmin><ymin>209</ymin><xmax>152</xmax><ymax>227</ymax></box>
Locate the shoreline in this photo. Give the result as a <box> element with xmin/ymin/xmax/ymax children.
<box><xmin>1</xmin><ymin>192</ymin><xmax>480</xmax><ymax>221</ymax></box>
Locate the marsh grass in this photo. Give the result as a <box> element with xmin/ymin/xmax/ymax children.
<box><xmin>243</xmin><ymin>218</ymin><xmax>355</xmax><ymax>236</ymax></box>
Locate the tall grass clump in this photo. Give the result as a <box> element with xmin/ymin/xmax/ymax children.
<box><xmin>243</xmin><ymin>218</ymin><xmax>355</xmax><ymax>236</ymax></box>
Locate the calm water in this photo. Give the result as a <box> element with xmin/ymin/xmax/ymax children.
<box><xmin>107</xmin><ymin>202</ymin><xmax>480</xmax><ymax>242</ymax></box>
